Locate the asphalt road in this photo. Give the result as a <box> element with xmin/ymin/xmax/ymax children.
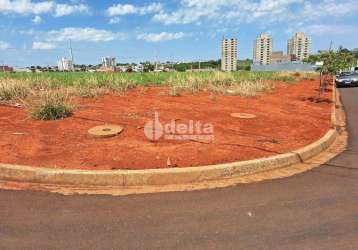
<box><xmin>1</xmin><ymin>88</ymin><xmax>357</xmax><ymax>250</ymax></box>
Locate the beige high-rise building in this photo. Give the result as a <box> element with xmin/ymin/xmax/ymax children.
<box><xmin>287</xmin><ymin>32</ymin><xmax>311</xmax><ymax>61</ymax></box>
<box><xmin>221</xmin><ymin>38</ymin><xmax>238</xmax><ymax>71</ymax></box>
<box><xmin>253</xmin><ymin>33</ymin><xmax>272</xmax><ymax>65</ymax></box>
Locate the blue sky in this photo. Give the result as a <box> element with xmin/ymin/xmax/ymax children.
<box><xmin>0</xmin><ymin>0</ymin><xmax>357</xmax><ymax>67</ymax></box>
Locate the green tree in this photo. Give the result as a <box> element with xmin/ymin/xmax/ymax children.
<box><xmin>305</xmin><ymin>49</ymin><xmax>356</xmax><ymax>74</ymax></box>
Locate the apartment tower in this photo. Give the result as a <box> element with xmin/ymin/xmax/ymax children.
<box><xmin>253</xmin><ymin>33</ymin><xmax>273</xmax><ymax>65</ymax></box>
<box><xmin>57</xmin><ymin>57</ymin><xmax>74</xmax><ymax>71</ymax></box>
<box><xmin>221</xmin><ymin>38</ymin><xmax>238</xmax><ymax>71</ymax></box>
<box><xmin>102</xmin><ymin>57</ymin><xmax>116</xmax><ymax>68</ymax></box>
<box><xmin>287</xmin><ymin>32</ymin><xmax>311</xmax><ymax>61</ymax></box>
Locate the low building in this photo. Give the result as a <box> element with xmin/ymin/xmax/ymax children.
<box><xmin>270</xmin><ymin>51</ymin><xmax>290</xmax><ymax>64</ymax></box>
<box><xmin>133</xmin><ymin>64</ymin><xmax>144</xmax><ymax>72</ymax></box>
<box><xmin>57</xmin><ymin>58</ymin><xmax>74</xmax><ymax>71</ymax></box>
<box><xmin>14</xmin><ymin>67</ymin><xmax>31</xmax><ymax>73</ymax></box>
<box><xmin>0</xmin><ymin>66</ymin><xmax>13</xmax><ymax>72</ymax></box>
<box><xmin>96</xmin><ymin>67</ymin><xmax>116</xmax><ymax>72</ymax></box>
<box><xmin>117</xmin><ymin>65</ymin><xmax>129</xmax><ymax>72</ymax></box>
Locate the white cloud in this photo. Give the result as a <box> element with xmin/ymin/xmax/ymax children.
<box><xmin>109</xmin><ymin>17</ymin><xmax>120</xmax><ymax>24</ymax></box>
<box><xmin>137</xmin><ymin>32</ymin><xmax>185</xmax><ymax>42</ymax></box>
<box><xmin>45</xmin><ymin>27</ymin><xmax>125</xmax><ymax>42</ymax></box>
<box><xmin>107</xmin><ymin>3</ymin><xmax>162</xmax><ymax>16</ymax></box>
<box><xmin>107</xmin><ymin>4</ymin><xmax>136</xmax><ymax>16</ymax></box>
<box><xmin>0</xmin><ymin>0</ymin><xmax>53</xmax><ymax>15</ymax></box>
<box><xmin>302</xmin><ymin>0</ymin><xmax>358</xmax><ymax>19</ymax></box>
<box><xmin>0</xmin><ymin>0</ymin><xmax>90</xmax><ymax>17</ymax></box>
<box><xmin>32</xmin><ymin>41</ymin><xmax>56</xmax><ymax>50</ymax></box>
<box><xmin>18</xmin><ymin>28</ymin><xmax>36</xmax><ymax>35</ymax></box>
<box><xmin>54</xmin><ymin>3</ymin><xmax>89</xmax><ymax>17</ymax></box>
<box><xmin>152</xmin><ymin>0</ymin><xmax>302</xmax><ymax>25</ymax></box>
<box><xmin>32</xmin><ymin>15</ymin><xmax>42</xmax><ymax>24</ymax></box>
<box><xmin>303</xmin><ymin>24</ymin><xmax>357</xmax><ymax>35</ymax></box>
<box><xmin>152</xmin><ymin>0</ymin><xmax>358</xmax><ymax>26</ymax></box>
<box><xmin>0</xmin><ymin>41</ymin><xmax>10</xmax><ymax>49</ymax></box>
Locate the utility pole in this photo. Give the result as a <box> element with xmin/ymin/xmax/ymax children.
<box><xmin>69</xmin><ymin>39</ymin><xmax>74</xmax><ymax>71</ymax></box>
<box><xmin>329</xmin><ymin>40</ymin><xmax>333</xmax><ymax>52</ymax></box>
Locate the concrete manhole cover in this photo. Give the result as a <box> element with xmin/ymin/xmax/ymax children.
<box><xmin>230</xmin><ymin>113</ymin><xmax>257</xmax><ymax>119</ymax></box>
<box><xmin>88</xmin><ymin>125</ymin><xmax>124</xmax><ymax>138</ymax></box>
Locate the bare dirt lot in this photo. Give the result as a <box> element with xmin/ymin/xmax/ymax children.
<box><xmin>0</xmin><ymin>79</ymin><xmax>332</xmax><ymax>170</ymax></box>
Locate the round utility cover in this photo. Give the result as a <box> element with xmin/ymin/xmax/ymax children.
<box><xmin>230</xmin><ymin>113</ymin><xmax>257</xmax><ymax>119</ymax></box>
<box><xmin>88</xmin><ymin>125</ymin><xmax>124</xmax><ymax>138</ymax></box>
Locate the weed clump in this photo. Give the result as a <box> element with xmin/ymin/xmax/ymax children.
<box><xmin>0</xmin><ymin>79</ymin><xmax>29</xmax><ymax>102</ymax></box>
<box><xmin>30</xmin><ymin>91</ymin><xmax>74</xmax><ymax>120</ymax></box>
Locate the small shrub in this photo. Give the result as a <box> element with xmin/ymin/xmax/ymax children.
<box><xmin>30</xmin><ymin>91</ymin><xmax>74</xmax><ymax>120</ymax></box>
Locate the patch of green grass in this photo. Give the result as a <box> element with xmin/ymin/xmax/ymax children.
<box><xmin>0</xmin><ymin>71</ymin><xmax>296</xmax><ymax>88</ymax></box>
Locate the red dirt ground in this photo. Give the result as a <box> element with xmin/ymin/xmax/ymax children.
<box><xmin>0</xmin><ymin>79</ymin><xmax>332</xmax><ymax>170</ymax></box>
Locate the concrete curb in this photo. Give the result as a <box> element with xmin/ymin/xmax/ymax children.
<box><xmin>0</xmin><ymin>86</ymin><xmax>341</xmax><ymax>187</ymax></box>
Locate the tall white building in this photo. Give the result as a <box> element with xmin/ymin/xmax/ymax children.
<box><xmin>287</xmin><ymin>32</ymin><xmax>311</xmax><ymax>61</ymax></box>
<box><xmin>57</xmin><ymin>58</ymin><xmax>74</xmax><ymax>71</ymax></box>
<box><xmin>221</xmin><ymin>38</ymin><xmax>238</xmax><ymax>71</ymax></box>
<box><xmin>102</xmin><ymin>57</ymin><xmax>116</xmax><ymax>68</ymax></box>
<box><xmin>253</xmin><ymin>33</ymin><xmax>273</xmax><ymax>65</ymax></box>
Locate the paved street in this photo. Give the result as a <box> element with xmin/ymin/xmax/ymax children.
<box><xmin>0</xmin><ymin>87</ymin><xmax>357</xmax><ymax>250</ymax></box>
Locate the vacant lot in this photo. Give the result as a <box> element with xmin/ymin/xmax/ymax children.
<box><xmin>0</xmin><ymin>72</ymin><xmax>331</xmax><ymax>170</ymax></box>
<box><xmin>0</xmin><ymin>71</ymin><xmax>301</xmax><ymax>120</ymax></box>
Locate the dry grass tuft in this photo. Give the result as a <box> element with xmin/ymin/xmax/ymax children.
<box><xmin>209</xmin><ymin>80</ymin><xmax>272</xmax><ymax>96</ymax></box>
<box><xmin>0</xmin><ymin>78</ymin><xmax>30</xmax><ymax>103</ymax></box>
<box><xmin>29</xmin><ymin>90</ymin><xmax>75</xmax><ymax>120</ymax></box>
<box><xmin>167</xmin><ymin>72</ymin><xmax>272</xmax><ymax>97</ymax></box>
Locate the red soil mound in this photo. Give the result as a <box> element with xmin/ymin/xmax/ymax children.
<box><xmin>0</xmin><ymin>79</ymin><xmax>332</xmax><ymax>170</ymax></box>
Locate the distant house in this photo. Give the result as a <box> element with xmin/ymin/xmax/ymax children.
<box><xmin>0</xmin><ymin>66</ymin><xmax>13</xmax><ymax>72</ymax></box>
<box><xmin>133</xmin><ymin>64</ymin><xmax>144</xmax><ymax>72</ymax></box>
<box><xmin>96</xmin><ymin>67</ymin><xmax>120</xmax><ymax>73</ymax></box>
<box><xmin>117</xmin><ymin>65</ymin><xmax>129</xmax><ymax>72</ymax></box>
<box><xmin>14</xmin><ymin>67</ymin><xmax>31</xmax><ymax>73</ymax></box>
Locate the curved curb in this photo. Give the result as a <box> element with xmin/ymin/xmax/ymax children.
<box><xmin>0</xmin><ymin>86</ymin><xmax>342</xmax><ymax>188</ymax></box>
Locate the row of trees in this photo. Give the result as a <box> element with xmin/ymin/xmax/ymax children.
<box><xmin>304</xmin><ymin>48</ymin><xmax>358</xmax><ymax>74</ymax></box>
<box><xmin>171</xmin><ymin>59</ymin><xmax>252</xmax><ymax>72</ymax></box>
